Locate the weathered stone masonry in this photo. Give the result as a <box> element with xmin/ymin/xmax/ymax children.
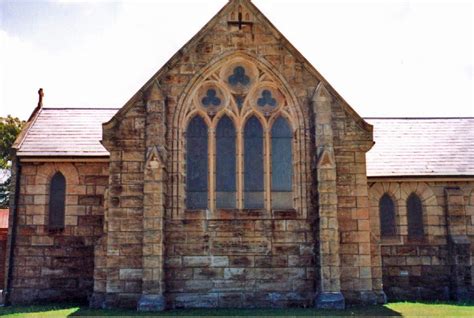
<box><xmin>369</xmin><ymin>181</ymin><xmax>474</xmax><ymax>301</ymax></box>
<box><xmin>5</xmin><ymin>0</ymin><xmax>473</xmax><ymax>310</ymax></box>
<box><xmin>7</xmin><ymin>161</ymin><xmax>108</xmax><ymax>303</ymax></box>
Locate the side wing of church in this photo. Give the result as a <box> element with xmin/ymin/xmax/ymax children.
<box><xmin>4</xmin><ymin>0</ymin><xmax>474</xmax><ymax>310</ymax></box>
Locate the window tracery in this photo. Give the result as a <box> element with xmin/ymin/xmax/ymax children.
<box><xmin>184</xmin><ymin>58</ymin><xmax>295</xmax><ymax>211</ymax></box>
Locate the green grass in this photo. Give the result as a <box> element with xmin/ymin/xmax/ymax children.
<box><xmin>0</xmin><ymin>301</ymin><xmax>473</xmax><ymax>317</ymax></box>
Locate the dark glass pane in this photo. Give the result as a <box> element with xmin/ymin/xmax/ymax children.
<box><xmin>216</xmin><ymin>116</ymin><xmax>236</xmax><ymax>208</ymax></box>
<box><xmin>407</xmin><ymin>193</ymin><xmax>424</xmax><ymax>239</ymax></box>
<box><xmin>271</xmin><ymin>117</ymin><xmax>292</xmax><ymax>209</ymax></box>
<box><xmin>379</xmin><ymin>194</ymin><xmax>396</xmax><ymax>237</ymax></box>
<box><xmin>186</xmin><ymin>116</ymin><xmax>208</xmax><ymax>209</ymax></box>
<box><xmin>244</xmin><ymin>116</ymin><xmax>264</xmax><ymax>208</ymax></box>
<box><xmin>49</xmin><ymin>172</ymin><xmax>66</xmax><ymax>229</ymax></box>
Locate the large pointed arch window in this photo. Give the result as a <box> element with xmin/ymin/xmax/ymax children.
<box><xmin>182</xmin><ymin>59</ymin><xmax>298</xmax><ymax>212</ymax></box>
<box><xmin>271</xmin><ymin>117</ymin><xmax>292</xmax><ymax>209</ymax></box>
<box><xmin>186</xmin><ymin>116</ymin><xmax>208</xmax><ymax>209</ymax></box>
<box><xmin>216</xmin><ymin>116</ymin><xmax>236</xmax><ymax>208</ymax></box>
<box><xmin>49</xmin><ymin>172</ymin><xmax>66</xmax><ymax>230</ymax></box>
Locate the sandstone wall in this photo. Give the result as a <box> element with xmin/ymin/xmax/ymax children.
<box><xmin>94</xmin><ymin>0</ymin><xmax>378</xmax><ymax>309</ymax></box>
<box><xmin>369</xmin><ymin>180</ymin><xmax>474</xmax><ymax>300</ymax></box>
<box><xmin>7</xmin><ymin>161</ymin><xmax>108</xmax><ymax>304</ymax></box>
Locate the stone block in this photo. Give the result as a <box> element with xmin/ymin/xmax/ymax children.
<box><xmin>137</xmin><ymin>294</ymin><xmax>165</xmax><ymax>311</ymax></box>
<box><xmin>315</xmin><ymin>292</ymin><xmax>345</xmax><ymax>310</ymax></box>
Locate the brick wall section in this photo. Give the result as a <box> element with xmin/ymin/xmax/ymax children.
<box><xmin>369</xmin><ymin>181</ymin><xmax>474</xmax><ymax>300</ymax></box>
<box><xmin>0</xmin><ymin>229</ymin><xmax>7</xmax><ymax>290</ymax></box>
<box><xmin>7</xmin><ymin>162</ymin><xmax>108</xmax><ymax>304</ymax></box>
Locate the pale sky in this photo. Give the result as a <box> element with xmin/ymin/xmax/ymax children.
<box><xmin>0</xmin><ymin>0</ymin><xmax>472</xmax><ymax>120</ymax></box>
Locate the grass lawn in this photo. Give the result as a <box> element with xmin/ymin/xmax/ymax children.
<box><xmin>0</xmin><ymin>301</ymin><xmax>473</xmax><ymax>317</ymax></box>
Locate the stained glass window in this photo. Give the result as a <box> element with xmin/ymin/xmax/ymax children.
<box><xmin>186</xmin><ymin>116</ymin><xmax>208</xmax><ymax>209</ymax></box>
<box><xmin>379</xmin><ymin>194</ymin><xmax>396</xmax><ymax>237</ymax></box>
<box><xmin>244</xmin><ymin>116</ymin><xmax>264</xmax><ymax>208</ymax></box>
<box><xmin>271</xmin><ymin>117</ymin><xmax>292</xmax><ymax>209</ymax></box>
<box><xmin>49</xmin><ymin>172</ymin><xmax>66</xmax><ymax>230</ymax></box>
<box><xmin>216</xmin><ymin>116</ymin><xmax>236</xmax><ymax>208</ymax></box>
<box><xmin>407</xmin><ymin>193</ymin><xmax>424</xmax><ymax>239</ymax></box>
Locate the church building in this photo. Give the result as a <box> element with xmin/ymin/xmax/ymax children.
<box><xmin>4</xmin><ymin>0</ymin><xmax>474</xmax><ymax>310</ymax></box>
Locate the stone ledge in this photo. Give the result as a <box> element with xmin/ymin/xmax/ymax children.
<box><xmin>137</xmin><ymin>294</ymin><xmax>166</xmax><ymax>312</ymax></box>
<box><xmin>314</xmin><ymin>292</ymin><xmax>345</xmax><ymax>310</ymax></box>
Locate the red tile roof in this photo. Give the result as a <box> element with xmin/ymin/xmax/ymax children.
<box><xmin>366</xmin><ymin>118</ymin><xmax>474</xmax><ymax>177</ymax></box>
<box><xmin>16</xmin><ymin>108</ymin><xmax>119</xmax><ymax>157</ymax></box>
<box><xmin>0</xmin><ymin>209</ymin><xmax>9</xmax><ymax>229</ymax></box>
<box><xmin>14</xmin><ymin>108</ymin><xmax>474</xmax><ymax>177</ymax></box>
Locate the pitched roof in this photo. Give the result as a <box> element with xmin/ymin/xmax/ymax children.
<box><xmin>14</xmin><ymin>109</ymin><xmax>474</xmax><ymax>177</ymax></box>
<box><xmin>15</xmin><ymin>108</ymin><xmax>119</xmax><ymax>157</ymax></box>
<box><xmin>366</xmin><ymin>118</ymin><xmax>474</xmax><ymax>177</ymax></box>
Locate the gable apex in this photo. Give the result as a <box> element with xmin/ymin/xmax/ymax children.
<box><xmin>107</xmin><ymin>0</ymin><xmax>371</xmax><ymax>133</ymax></box>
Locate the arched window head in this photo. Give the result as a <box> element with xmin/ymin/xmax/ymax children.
<box><xmin>49</xmin><ymin>172</ymin><xmax>66</xmax><ymax>230</ymax></box>
<box><xmin>407</xmin><ymin>193</ymin><xmax>424</xmax><ymax>239</ymax></box>
<box><xmin>186</xmin><ymin>116</ymin><xmax>209</xmax><ymax>209</ymax></box>
<box><xmin>216</xmin><ymin>116</ymin><xmax>236</xmax><ymax>208</ymax></box>
<box><xmin>379</xmin><ymin>193</ymin><xmax>396</xmax><ymax>237</ymax></box>
<box><xmin>271</xmin><ymin>117</ymin><xmax>293</xmax><ymax>209</ymax></box>
<box><xmin>244</xmin><ymin>116</ymin><xmax>264</xmax><ymax>209</ymax></box>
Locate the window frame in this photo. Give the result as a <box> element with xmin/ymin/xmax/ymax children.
<box><xmin>407</xmin><ymin>192</ymin><xmax>425</xmax><ymax>241</ymax></box>
<box><xmin>48</xmin><ymin>171</ymin><xmax>66</xmax><ymax>231</ymax></box>
<box><xmin>184</xmin><ymin>112</ymin><xmax>295</xmax><ymax>213</ymax></box>
<box><xmin>379</xmin><ymin>193</ymin><xmax>397</xmax><ymax>238</ymax></box>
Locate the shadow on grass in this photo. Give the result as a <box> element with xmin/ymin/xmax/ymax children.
<box><xmin>69</xmin><ymin>305</ymin><xmax>402</xmax><ymax>317</ymax></box>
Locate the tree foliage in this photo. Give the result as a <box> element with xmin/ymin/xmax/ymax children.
<box><xmin>0</xmin><ymin>115</ymin><xmax>25</xmax><ymax>208</ymax></box>
<box><xmin>0</xmin><ymin>115</ymin><xmax>25</xmax><ymax>169</ymax></box>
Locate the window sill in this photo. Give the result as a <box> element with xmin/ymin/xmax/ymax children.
<box><xmin>380</xmin><ymin>236</ymin><xmax>403</xmax><ymax>245</ymax></box>
<box><xmin>406</xmin><ymin>236</ymin><xmax>428</xmax><ymax>245</ymax></box>
<box><xmin>183</xmin><ymin>208</ymin><xmax>297</xmax><ymax>219</ymax></box>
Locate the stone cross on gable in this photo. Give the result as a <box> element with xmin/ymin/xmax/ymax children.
<box><xmin>228</xmin><ymin>11</ymin><xmax>253</xmax><ymax>30</ymax></box>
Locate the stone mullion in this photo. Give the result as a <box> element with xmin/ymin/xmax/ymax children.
<box><xmin>236</xmin><ymin>128</ymin><xmax>243</xmax><ymax>210</ymax></box>
<box><xmin>209</xmin><ymin>127</ymin><xmax>216</xmax><ymax>212</ymax></box>
<box><xmin>265</xmin><ymin>126</ymin><xmax>271</xmax><ymax>212</ymax></box>
<box><xmin>313</xmin><ymin>84</ymin><xmax>344</xmax><ymax>309</ymax></box>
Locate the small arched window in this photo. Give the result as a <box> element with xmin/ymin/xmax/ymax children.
<box><xmin>407</xmin><ymin>193</ymin><xmax>424</xmax><ymax>239</ymax></box>
<box><xmin>244</xmin><ymin>116</ymin><xmax>264</xmax><ymax>209</ymax></box>
<box><xmin>186</xmin><ymin>116</ymin><xmax>208</xmax><ymax>209</ymax></box>
<box><xmin>379</xmin><ymin>193</ymin><xmax>396</xmax><ymax>237</ymax></box>
<box><xmin>216</xmin><ymin>116</ymin><xmax>236</xmax><ymax>208</ymax></box>
<box><xmin>49</xmin><ymin>172</ymin><xmax>66</xmax><ymax>230</ymax></box>
<box><xmin>271</xmin><ymin>117</ymin><xmax>292</xmax><ymax>209</ymax></box>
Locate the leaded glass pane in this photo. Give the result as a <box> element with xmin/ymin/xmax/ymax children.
<box><xmin>407</xmin><ymin>193</ymin><xmax>424</xmax><ymax>239</ymax></box>
<box><xmin>271</xmin><ymin>117</ymin><xmax>292</xmax><ymax>209</ymax></box>
<box><xmin>216</xmin><ymin>116</ymin><xmax>236</xmax><ymax>208</ymax></box>
<box><xmin>379</xmin><ymin>194</ymin><xmax>396</xmax><ymax>237</ymax></box>
<box><xmin>186</xmin><ymin>116</ymin><xmax>208</xmax><ymax>209</ymax></box>
<box><xmin>244</xmin><ymin>116</ymin><xmax>264</xmax><ymax>208</ymax></box>
<box><xmin>49</xmin><ymin>172</ymin><xmax>66</xmax><ymax>230</ymax></box>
